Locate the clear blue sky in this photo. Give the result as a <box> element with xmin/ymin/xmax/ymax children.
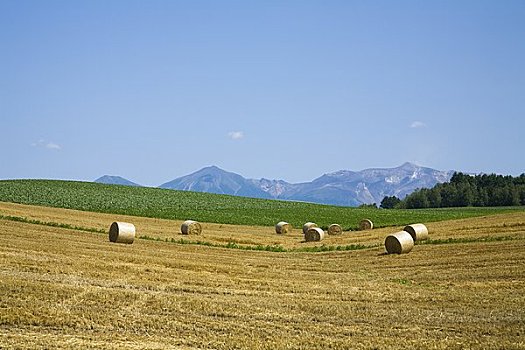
<box><xmin>1</xmin><ymin>0</ymin><xmax>524</xmax><ymax>186</ymax></box>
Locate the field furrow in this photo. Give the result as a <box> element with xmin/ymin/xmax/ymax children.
<box><xmin>1</xmin><ymin>202</ymin><xmax>524</xmax><ymax>349</ymax></box>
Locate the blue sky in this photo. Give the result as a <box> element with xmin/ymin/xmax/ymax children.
<box><xmin>1</xmin><ymin>0</ymin><xmax>524</xmax><ymax>186</ymax></box>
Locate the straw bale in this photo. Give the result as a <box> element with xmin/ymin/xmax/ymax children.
<box><xmin>403</xmin><ymin>223</ymin><xmax>429</xmax><ymax>241</ymax></box>
<box><xmin>302</xmin><ymin>222</ymin><xmax>318</xmax><ymax>234</ymax></box>
<box><xmin>109</xmin><ymin>221</ymin><xmax>135</xmax><ymax>244</ymax></box>
<box><xmin>305</xmin><ymin>227</ymin><xmax>325</xmax><ymax>242</ymax></box>
<box><xmin>275</xmin><ymin>221</ymin><xmax>291</xmax><ymax>234</ymax></box>
<box><xmin>359</xmin><ymin>219</ymin><xmax>374</xmax><ymax>230</ymax></box>
<box><xmin>328</xmin><ymin>224</ymin><xmax>342</xmax><ymax>235</ymax></box>
<box><xmin>384</xmin><ymin>231</ymin><xmax>414</xmax><ymax>254</ymax></box>
<box><xmin>181</xmin><ymin>220</ymin><xmax>202</xmax><ymax>235</ymax></box>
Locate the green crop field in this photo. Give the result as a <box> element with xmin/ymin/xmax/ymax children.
<box><xmin>0</xmin><ymin>179</ymin><xmax>522</xmax><ymax>230</ymax></box>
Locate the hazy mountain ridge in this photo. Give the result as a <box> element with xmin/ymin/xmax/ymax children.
<box><xmin>94</xmin><ymin>175</ymin><xmax>141</xmax><ymax>187</ymax></box>
<box><xmin>95</xmin><ymin>163</ymin><xmax>454</xmax><ymax>206</ymax></box>
<box><xmin>154</xmin><ymin>163</ymin><xmax>455</xmax><ymax>206</ymax></box>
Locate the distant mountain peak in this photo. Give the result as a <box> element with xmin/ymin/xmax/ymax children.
<box><xmin>325</xmin><ymin>169</ymin><xmax>356</xmax><ymax>177</ymax></box>
<box><xmin>196</xmin><ymin>165</ymin><xmax>232</xmax><ymax>175</ymax></box>
<box><xmin>400</xmin><ymin>161</ymin><xmax>417</xmax><ymax>167</ymax></box>
<box><xmin>204</xmin><ymin>165</ymin><xmax>221</xmax><ymax>170</ymax></box>
<box><xmin>94</xmin><ymin>175</ymin><xmax>141</xmax><ymax>187</ymax></box>
<box><xmin>159</xmin><ymin>166</ymin><xmax>272</xmax><ymax>198</ymax></box>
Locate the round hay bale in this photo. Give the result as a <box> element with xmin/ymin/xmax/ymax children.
<box><xmin>109</xmin><ymin>221</ymin><xmax>135</xmax><ymax>244</ymax></box>
<box><xmin>305</xmin><ymin>227</ymin><xmax>325</xmax><ymax>242</ymax></box>
<box><xmin>328</xmin><ymin>224</ymin><xmax>342</xmax><ymax>235</ymax></box>
<box><xmin>302</xmin><ymin>222</ymin><xmax>318</xmax><ymax>234</ymax></box>
<box><xmin>359</xmin><ymin>219</ymin><xmax>374</xmax><ymax>230</ymax></box>
<box><xmin>275</xmin><ymin>221</ymin><xmax>291</xmax><ymax>234</ymax></box>
<box><xmin>181</xmin><ymin>220</ymin><xmax>202</xmax><ymax>235</ymax></box>
<box><xmin>403</xmin><ymin>223</ymin><xmax>429</xmax><ymax>241</ymax></box>
<box><xmin>384</xmin><ymin>231</ymin><xmax>414</xmax><ymax>254</ymax></box>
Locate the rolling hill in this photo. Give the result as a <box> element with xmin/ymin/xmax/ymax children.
<box><xmin>0</xmin><ymin>179</ymin><xmax>519</xmax><ymax>230</ymax></box>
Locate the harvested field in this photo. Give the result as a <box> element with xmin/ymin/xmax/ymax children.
<box><xmin>1</xmin><ymin>202</ymin><xmax>524</xmax><ymax>349</ymax></box>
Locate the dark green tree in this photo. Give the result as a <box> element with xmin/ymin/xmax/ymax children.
<box><xmin>398</xmin><ymin>172</ymin><xmax>524</xmax><ymax>208</ymax></box>
<box><xmin>427</xmin><ymin>187</ymin><xmax>442</xmax><ymax>207</ymax></box>
<box><xmin>380</xmin><ymin>195</ymin><xmax>401</xmax><ymax>209</ymax></box>
<box><xmin>519</xmin><ymin>185</ymin><xmax>525</xmax><ymax>205</ymax></box>
<box><xmin>440</xmin><ymin>185</ymin><xmax>459</xmax><ymax>207</ymax></box>
<box><xmin>456</xmin><ymin>182</ymin><xmax>474</xmax><ymax>206</ymax></box>
<box><xmin>405</xmin><ymin>190</ymin><xmax>430</xmax><ymax>209</ymax></box>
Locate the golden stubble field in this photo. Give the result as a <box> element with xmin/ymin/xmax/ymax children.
<box><xmin>1</xmin><ymin>202</ymin><xmax>524</xmax><ymax>349</ymax></box>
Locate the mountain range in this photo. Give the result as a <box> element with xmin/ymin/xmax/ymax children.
<box><xmin>95</xmin><ymin>163</ymin><xmax>454</xmax><ymax>207</ymax></box>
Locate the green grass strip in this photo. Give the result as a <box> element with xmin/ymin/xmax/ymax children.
<box><xmin>417</xmin><ymin>235</ymin><xmax>519</xmax><ymax>245</ymax></box>
<box><xmin>139</xmin><ymin>235</ymin><xmax>380</xmax><ymax>253</ymax></box>
<box><xmin>0</xmin><ymin>214</ymin><xmax>106</xmax><ymax>234</ymax></box>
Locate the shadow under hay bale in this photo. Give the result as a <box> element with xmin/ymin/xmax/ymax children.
<box><xmin>109</xmin><ymin>221</ymin><xmax>135</xmax><ymax>244</ymax></box>
<box><xmin>404</xmin><ymin>223</ymin><xmax>429</xmax><ymax>241</ymax></box>
<box><xmin>181</xmin><ymin>220</ymin><xmax>202</xmax><ymax>235</ymax></box>
<box><xmin>302</xmin><ymin>222</ymin><xmax>318</xmax><ymax>234</ymax></box>
<box><xmin>385</xmin><ymin>231</ymin><xmax>414</xmax><ymax>254</ymax></box>
<box><xmin>359</xmin><ymin>219</ymin><xmax>374</xmax><ymax>230</ymax></box>
<box><xmin>328</xmin><ymin>224</ymin><xmax>342</xmax><ymax>235</ymax></box>
<box><xmin>305</xmin><ymin>227</ymin><xmax>325</xmax><ymax>242</ymax></box>
<box><xmin>275</xmin><ymin>221</ymin><xmax>291</xmax><ymax>234</ymax></box>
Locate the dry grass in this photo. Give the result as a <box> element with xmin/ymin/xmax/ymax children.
<box><xmin>1</xmin><ymin>202</ymin><xmax>524</xmax><ymax>349</ymax></box>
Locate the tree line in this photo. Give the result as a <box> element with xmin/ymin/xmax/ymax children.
<box><xmin>381</xmin><ymin>172</ymin><xmax>525</xmax><ymax>209</ymax></box>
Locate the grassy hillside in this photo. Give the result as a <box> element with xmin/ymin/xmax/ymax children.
<box><xmin>0</xmin><ymin>179</ymin><xmax>522</xmax><ymax>229</ymax></box>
